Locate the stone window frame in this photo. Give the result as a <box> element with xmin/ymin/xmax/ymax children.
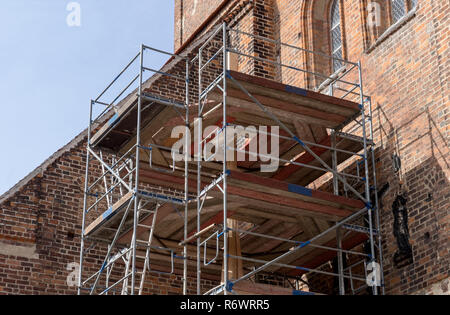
<box><xmin>363</xmin><ymin>0</ymin><xmax>418</xmax><ymax>53</ymax></box>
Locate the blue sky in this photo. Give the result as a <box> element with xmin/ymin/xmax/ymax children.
<box><xmin>0</xmin><ymin>1</ymin><xmax>174</xmax><ymax>195</ymax></box>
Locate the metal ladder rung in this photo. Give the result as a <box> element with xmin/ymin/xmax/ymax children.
<box><xmin>138</xmin><ymin>224</ymin><xmax>153</xmax><ymax>229</ymax></box>
<box><xmin>136</xmin><ymin>239</ymin><xmax>151</xmax><ymax>244</ymax></box>
<box><xmin>138</xmin><ymin>208</ymin><xmax>156</xmax><ymax>213</ymax></box>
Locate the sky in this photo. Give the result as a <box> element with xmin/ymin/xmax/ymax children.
<box><xmin>0</xmin><ymin>1</ymin><xmax>175</xmax><ymax>195</ymax></box>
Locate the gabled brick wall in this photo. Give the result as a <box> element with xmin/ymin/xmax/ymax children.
<box><xmin>0</xmin><ymin>135</ymin><xmax>93</xmax><ymax>294</ymax></box>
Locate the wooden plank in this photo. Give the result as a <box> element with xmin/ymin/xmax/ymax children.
<box><xmin>251</xmin><ymin>228</ymin><xmax>339</xmax><ymax>273</ymax></box>
<box><xmin>180</xmin><ymin>224</ymin><xmax>219</xmax><ymax>246</ymax></box>
<box><xmin>138</xmin><ymin>260</ymin><xmax>221</xmax><ymax>281</ymax></box>
<box><xmin>90</xmin><ymin>97</ymin><xmax>138</xmax><ymax>147</ymax></box>
<box><xmin>117</xmin><ymin>104</ymin><xmax>182</xmax><ymax>157</ymax></box>
<box><xmin>209</xmin><ymin>92</ymin><xmax>339</xmax><ymax>128</ymax></box>
<box><xmin>272</xmin><ymin>136</ymin><xmax>334</xmax><ymax>181</ymax></box>
<box><xmin>253</xmin><ymin>224</ymin><xmax>302</xmax><ymax>254</ymax></box>
<box><xmin>229</xmin><ymin>213</ymin><xmax>266</xmax><ymax>226</ymax></box>
<box><xmin>283</xmin><ymin>232</ymin><xmax>368</xmax><ymax>277</ymax></box>
<box><xmin>84</xmin><ymin>191</ymin><xmax>134</xmax><ymax>236</ymax></box>
<box><xmin>285</xmin><ymin>138</ymin><xmax>363</xmax><ymax>186</ymax></box>
<box><xmin>231</xmin><ymin>281</ymin><xmax>318</xmax><ymax>295</ymax></box>
<box><xmin>165</xmin><ymin>202</ymin><xmax>244</xmax><ymax>240</ymax></box>
<box><xmin>187</xmin><ymin>210</ymin><xmax>235</xmax><ymax>239</ymax></box>
<box><xmin>228</xmin><ymin>170</ymin><xmax>363</xmax><ymax>210</ymax></box>
<box><xmin>139</xmin><ymin>165</ymin><xmax>362</xmax><ymax>211</ymax></box>
<box><xmin>234</xmin><ymin>207</ymin><xmax>298</xmax><ymax>224</ymax></box>
<box><xmin>240</xmin><ymin>219</ymin><xmax>278</xmax><ymax>250</ymax></box>
<box><xmin>117</xmin><ymin>202</ymin><xmax>176</xmax><ymax>245</ymax></box>
<box><xmin>224</xmin><ymin>219</ymin><xmax>244</xmax><ymax>281</ymax></box>
<box><xmin>314</xmin><ymin>218</ymin><xmax>332</xmax><ymax>233</ymax></box>
<box><xmin>273</xmin><ymin>135</ymin><xmax>363</xmax><ymax>185</ymax></box>
<box><xmin>224</xmin><ymin>88</ymin><xmax>347</xmax><ymax>125</ymax></box>
<box><xmin>243</xmin><ymin>222</ymin><xmax>300</xmax><ymax>255</ymax></box>
<box><xmin>227</xmin><ymin>70</ymin><xmax>360</xmax><ymax>114</ymax></box>
<box><xmin>293</xmin><ymin>121</ymin><xmax>316</xmax><ymax>143</ymax></box>
<box><xmin>254</xmin><ymin>230</ymin><xmax>367</xmax><ymax>274</ymax></box>
<box><xmin>297</xmin><ymin>216</ymin><xmax>319</xmax><ymax>239</ymax></box>
<box><xmin>138</xmin><ymin>167</ymin><xmax>359</xmax><ymax>220</ymax></box>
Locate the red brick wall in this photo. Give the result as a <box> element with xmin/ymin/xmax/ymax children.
<box><xmin>0</xmin><ymin>140</ymin><xmax>92</xmax><ymax>294</ymax></box>
<box><xmin>0</xmin><ymin>136</ymin><xmax>216</xmax><ymax>295</ymax></box>
<box><xmin>344</xmin><ymin>0</ymin><xmax>448</xmax><ymax>295</ymax></box>
<box><xmin>174</xmin><ymin>0</ymin><xmax>227</xmax><ymax>51</ymax></box>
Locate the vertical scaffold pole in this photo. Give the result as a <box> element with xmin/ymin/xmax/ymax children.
<box><xmin>78</xmin><ymin>100</ymin><xmax>93</xmax><ymax>295</ymax></box>
<box><xmin>131</xmin><ymin>45</ymin><xmax>144</xmax><ymax>295</ymax></box>
<box><xmin>337</xmin><ymin>227</ymin><xmax>345</xmax><ymax>295</ymax></box>
<box><xmin>183</xmin><ymin>58</ymin><xmax>190</xmax><ymax>295</ymax></box>
<box><xmin>331</xmin><ymin>131</ymin><xmax>339</xmax><ymax>195</ymax></box>
<box><xmin>368</xmin><ymin>97</ymin><xmax>385</xmax><ymax>295</ymax></box>
<box><xmin>222</xmin><ymin>22</ymin><xmax>229</xmax><ymax>295</ymax></box>
<box><xmin>197</xmin><ymin>42</ymin><xmax>203</xmax><ymax>296</ymax></box>
<box><xmin>358</xmin><ymin>61</ymin><xmax>377</xmax><ymax>295</ymax></box>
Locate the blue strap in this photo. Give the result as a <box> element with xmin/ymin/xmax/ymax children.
<box><xmin>293</xmin><ymin>136</ymin><xmax>305</xmax><ymax>147</ymax></box>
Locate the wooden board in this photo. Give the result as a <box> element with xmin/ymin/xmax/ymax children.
<box><xmin>227</xmin><ymin>71</ymin><xmax>360</xmax><ymax>113</ymax></box>
<box><xmin>231</xmin><ymin>281</ymin><xmax>319</xmax><ymax>295</ymax></box>
<box><xmin>138</xmin><ymin>166</ymin><xmax>364</xmax><ymax>221</ymax></box>
<box><xmin>205</xmin><ymin>70</ymin><xmax>361</xmax><ymax>130</ymax></box>
<box><xmin>273</xmin><ymin>134</ymin><xmax>364</xmax><ymax>185</ymax></box>
<box><xmin>90</xmin><ymin>92</ymin><xmax>185</xmax><ymax>151</ymax></box>
<box><xmin>249</xmin><ymin>229</ymin><xmax>368</xmax><ymax>275</ymax></box>
<box><xmin>84</xmin><ymin>191</ymin><xmax>135</xmax><ymax>237</ymax></box>
<box><xmin>282</xmin><ymin>232</ymin><xmax>368</xmax><ymax>277</ymax></box>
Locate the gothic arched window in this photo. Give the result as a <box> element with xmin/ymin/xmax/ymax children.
<box><xmin>330</xmin><ymin>0</ymin><xmax>343</xmax><ymax>72</ymax></box>
<box><xmin>391</xmin><ymin>0</ymin><xmax>406</xmax><ymax>23</ymax></box>
<box><xmin>391</xmin><ymin>0</ymin><xmax>418</xmax><ymax>24</ymax></box>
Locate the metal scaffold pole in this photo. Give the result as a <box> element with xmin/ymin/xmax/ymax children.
<box><xmin>358</xmin><ymin>61</ymin><xmax>377</xmax><ymax>296</ymax></box>
<box><xmin>130</xmin><ymin>45</ymin><xmax>144</xmax><ymax>295</ymax></box>
<box><xmin>368</xmin><ymin>96</ymin><xmax>385</xmax><ymax>295</ymax></box>
<box><xmin>222</xmin><ymin>22</ymin><xmax>229</xmax><ymax>296</ymax></box>
<box><xmin>183</xmin><ymin>59</ymin><xmax>190</xmax><ymax>296</ymax></box>
<box><xmin>197</xmin><ymin>42</ymin><xmax>203</xmax><ymax>296</ymax></box>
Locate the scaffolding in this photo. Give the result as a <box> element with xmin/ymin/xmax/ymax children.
<box><xmin>78</xmin><ymin>23</ymin><xmax>384</xmax><ymax>295</ymax></box>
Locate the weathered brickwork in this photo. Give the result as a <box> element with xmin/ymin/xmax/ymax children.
<box><xmin>0</xmin><ymin>137</ymin><xmax>99</xmax><ymax>294</ymax></box>
<box><xmin>0</xmin><ymin>134</ymin><xmax>215</xmax><ymax>295</ymax></box>
<box><xmin>175</xmin><ymin>0</ymin><xmax>226</xmax><ymax>51</ymax></box>
<box><xmin>0</xmin><ymin>0</ymin><xmax>447</xmax><ymax>295</ymax></box>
